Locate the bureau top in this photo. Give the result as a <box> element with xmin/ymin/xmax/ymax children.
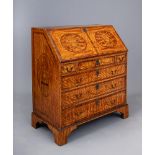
<box><xmin>32</xmin><ymin>25</ymin><xmax>127</xmax><ymax>62</ymax></box>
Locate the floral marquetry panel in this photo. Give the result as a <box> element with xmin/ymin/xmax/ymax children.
<box><xmin>48</xmin><ymin>28</ymin><xmax>97</xmax><ymax>61</ymax></box>
<box><xmin>86</xmin><ymin>25</ymin><xmax>127</xmax><ymax>54</ymax></box>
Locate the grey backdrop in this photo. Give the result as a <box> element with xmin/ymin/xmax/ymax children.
<box><xmin>14</xmin><ymin>0</ymin><xmax>142</xmax><ymax>154</ymax></box>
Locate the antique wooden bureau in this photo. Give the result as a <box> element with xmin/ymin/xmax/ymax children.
<box><xmin>31</xmin><ymin>25</ymin><xmax>129</xmax><ymax>146</ymax></box>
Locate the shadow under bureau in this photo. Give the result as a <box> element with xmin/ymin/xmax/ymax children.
<box><xmin>31</xmin><ymin>25</ymin><xmax>129</xmax><ymax>146</ymax></box>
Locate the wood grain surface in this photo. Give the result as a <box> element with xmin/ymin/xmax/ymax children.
<box><xmin>32</xmin><ymin>25</ymin><xmax>128</xmax><ymax>146</ymax></box>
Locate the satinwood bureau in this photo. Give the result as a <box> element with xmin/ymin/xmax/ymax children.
<box><xmin>31</xmin><ymin>25</ymin><xmax>129</xmax><ymax>146</ymax></box>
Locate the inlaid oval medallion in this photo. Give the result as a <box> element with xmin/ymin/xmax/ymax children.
<box><xmin>37</xmin><ymin>53</ymin><xmax>51</xmax><ymax>97</ymax></box>
<box><xmin>60</xmin><ymin>33</ymin><xmax>87</xmax><ymax>53</ymax></box>
<box><xmin>95</xmin><ymin>31</ymin><xmax>117</xmax><ymax>48</ymax></box>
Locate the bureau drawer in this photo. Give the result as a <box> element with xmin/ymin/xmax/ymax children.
<box><xmin>62</xmin><ymin>77</ymin><xmax>126</xmax><ymax>107</ymax></box>
<box><xmin>62</xmin><ymin>64</ymin><xmax>126</xmax><ymax>90</ymax></box>
<box><xmin>61</xmin><ymin>54</ymin><xmax>126</xmax><ymax>75</ymax></box>
<box><xmin>78</xmin><ymin>56</ymin><xmax>115</xmax><ymax>71</ymax></box>
<box><xmin>62</xmin><ymin>91</ymin><xmax>126</xmax><ymax>127</ymax></box>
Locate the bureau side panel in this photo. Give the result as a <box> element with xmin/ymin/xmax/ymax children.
<box><xmin>32</xmin><ymin>29</ymin><xmax>61</xmax><ymax>128</ymax></box>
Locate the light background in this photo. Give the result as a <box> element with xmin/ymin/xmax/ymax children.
<box><xmin>14</xmin><ymin>0</ymin><xmax>142</xmax><ymax>154</ymax></box>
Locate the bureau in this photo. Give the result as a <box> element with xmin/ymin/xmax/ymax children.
<box><xmin>31</xmin><ymin>25</ymin><xmax>129</xmax><ymax>146</ymax></box>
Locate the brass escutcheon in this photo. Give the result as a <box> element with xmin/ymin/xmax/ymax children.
<box><xmin>96</xmin><ymin>59</ymin><xmax>100</xmax><ymax>66</ymax></box>
<box><xmin>96</xmin><ymin>69</ymin><xmax>100</xmax><ymax>76</ymax></box>
<box><xmin>96</xmin><ymin>83</ymin><xmax>100</xmax><ymax>90</ymax></box>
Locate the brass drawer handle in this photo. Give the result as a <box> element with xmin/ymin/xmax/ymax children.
<box><xmin>110</xmin><ymin>99</ymin><xmax>116</xmax><ymax>105</ymax></box>
<box><xmin>118</xmin><ymin>56</ymin><xmax>125</xmax><ymax>62</ymax></box>
<box><xmin>96</xmin><ymin>83</ymin><xmax>100</xmax><ymax>90</ymax></box>
<box><xmin>63</xmin><ymin>65</ymin><xmax>74</xmax><ymax>73</ymax></box>
<box><xmin>111</xmin><ymin>70</ymin><xmax>117</xmax><ymax>75</ymax></box>
<box><xmin>111</xmin><ymin>83</ymin><xmax>117</xmax><ymax>89</ymax></box>
<box><xmin>66</xmin><ymin>66</ymin><xmax>73</xmax><ymax>72</ymax></box>
<box><xmin>76</xmin><ymin>111</ymin><xmax>83</xmax><ymax>116</ymax></box>
<box><xmin>96</xmin><ymin>69</ymin><xmax>100</xmax><ymax>76</ymax></box>
<box><xmin>95</xmin><ymin>99</ymin><xmax>100</xmax><ymax>105</ymax></box>
<box><xmin>75</xmin><ymin>93</ymin><xmax>82</xmax><ymax>99</ymax></box>
<box><xmin>76</xmin><ymin>77</ymin><xmax>82</xmax><ymax>85</ymax></box>
<box><xmin>96</xmin><ymin>59</ymin><xmax>100</xmax><ymax>66</ymax></box>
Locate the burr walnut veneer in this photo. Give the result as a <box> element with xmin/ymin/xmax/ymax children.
<box><xmin>31</xmin><ymin>25</ymin><xmax>129</xmax><ymax>146</ymax></box>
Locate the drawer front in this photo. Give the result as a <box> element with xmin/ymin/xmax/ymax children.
<box><xmin>61</xmin><ymin>54</ymin><xmax>126</xmax><ymax>75</ymax></box>
<box><xmin>62</xmin><ymin>85</ymin><xmax>96</xmax><ymax>107</ymax></box>
<box><xmin>78</xmin><ymin>56</ymin><xmax>114</xmax><ymax>71</ymax></box>
<box><xmin>62</xmin><ymin>71</ymin><xmax>91</xmax><ymax>90</ymax></box>
<box><xmin>62</xmin><ymin>64</ymin><xmax>126</xmax><ymax>90</ymax></box>
<box><xmin>62</xmin><ymin>77</ymin><xmax>126</xmax><ymax>107</ymax></box>
<box><xmin>116</xmin><ymin>54</ymin><xmax>127</xmax><ymax>64</ymax></box>
<box><xmin>62</xmin><ymin>91</ymin><xmax>126</xmax><ymax>127</ymax></box>
<box><xmin>75</xmin><ymin>91</ymin><xmax>126</xmax><ymax>121</ymax></box>
<box><xmin>96</xmin><ymin>77</ymin><xmax>126</xmax><ymax>96</ymax></box>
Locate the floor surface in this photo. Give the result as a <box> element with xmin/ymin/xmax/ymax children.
<box><xmin>14</xmin><ymin>93</ymin><xmax>142</xmax><ymax>155</ymax></box>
